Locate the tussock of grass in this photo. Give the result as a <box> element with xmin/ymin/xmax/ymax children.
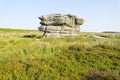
<box><xmin>0</xmin><ymin>30</ymin><xmax>120</xmax><ymax>80</ymax></box>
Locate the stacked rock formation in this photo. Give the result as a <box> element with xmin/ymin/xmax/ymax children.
<box><xmin>38</xmin><ymin>14</ymin><xmax>84</xmax><ymax>37</ymax></box>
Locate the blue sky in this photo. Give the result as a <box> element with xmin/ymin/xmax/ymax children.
<box><xmin>0</xmin><ymin>0</ymin><xmax>120</xmax><ymax>32</ymax></box>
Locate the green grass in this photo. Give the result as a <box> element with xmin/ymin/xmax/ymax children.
<box><xmin>0</xmin><ymin>28</ymin><xmax>120</xmax><ymax>80</ymax></box>
<box><xmin>0</xmin><ymin>28</ymin><xmax>32</xmax><ymax>32</ymax></box>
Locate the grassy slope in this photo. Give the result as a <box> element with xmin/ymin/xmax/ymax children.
<box><xmin>0</xmin><ymin>28</ymin><xmax>120</xmax><ymax>80</ymax></box>
<box><xmin>0</xmin><ymin>28</ymin><xmax>32</xmax><ymax>32</ymax></box>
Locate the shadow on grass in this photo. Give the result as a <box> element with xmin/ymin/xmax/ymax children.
<box><xmin>21</xmin><ymin>34</ymin><xmax>43</xmax><ymax>39</ymax></box>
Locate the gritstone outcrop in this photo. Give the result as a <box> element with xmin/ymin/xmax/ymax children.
<box><xmin>38</xmin><ymin>14</ymin><xmax>84</xmax><ymax>37</ymax></box>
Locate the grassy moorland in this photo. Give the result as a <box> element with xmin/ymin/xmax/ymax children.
<box><xmin>0</xmin><ymin>28</ymin><xmax>120</xmax><ymax>80</ymax></box>
<box><xmin>0</xmin><ymin>28</ymin><xmax>34</xmax><ymax>32</ymax></box>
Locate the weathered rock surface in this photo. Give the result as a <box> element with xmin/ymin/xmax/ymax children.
<box><xmin>38</xmin><ymin>14</ymin><xmax>84</xmax><ymax>37</ymax></box>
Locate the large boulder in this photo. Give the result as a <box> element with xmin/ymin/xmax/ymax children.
<box><xmin>38</xmin><ymin>14</ymin><xmax>84</xmax><ymax>37</ymax></box>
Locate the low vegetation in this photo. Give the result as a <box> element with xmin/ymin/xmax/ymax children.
<box><xmin>0</xmin><ymin>28</ymin><xmax>120</xmax><ymax>80</ymax></box>
<box><xmin>0</xmin><ymin>28</ymin><xmax>33</xmax><ymax>32</ymax></box>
